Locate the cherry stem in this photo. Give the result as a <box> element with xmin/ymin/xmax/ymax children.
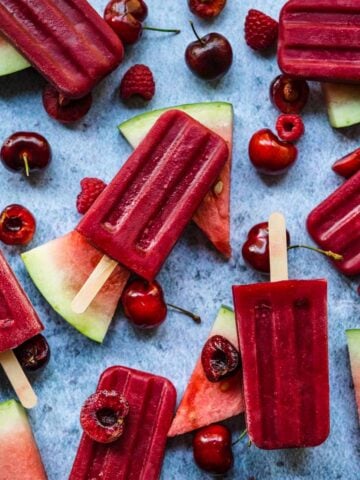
<box><xmin>189</xmin><ymin>21</ymin><xmax>204</xmax><ymax>45</ymax></box>
<box><xmin>22</xmin><ymin>153</ymin><xmax>30</xmax><ymax>177</ymax></box>
<box><xmin>143</xmin><ymin>26</ymin><xmax>181</xmax><ymax>34</ymax></box>
<box><xmin>167</xmin><ymin>303</ymin><xmax>201</xmax><ymax>324</ymax></box>
<box><xmin>232</xmin><ymin>429</ymin><xmax>248</xmax><ymax>446</ymax></box>
<box><xmin>288</xmin><ymin>244</ymin><xmax>343</xmax><ymax>261</ymax></box>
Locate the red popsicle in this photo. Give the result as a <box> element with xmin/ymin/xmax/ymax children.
<box><xmin>0</xmin><ymin>0</ymin><xmax>124</xmax><ymax>98</ymax></box>
<box><xmin>0</xmin><ymin>250</ymin><xmax>44</xmax><ymax>408</ymax></box>
<box><xmin>232</xmin><ymin>213</ymin><xmax>330</xmax><ymax>449</ymax></box>
<box><xmin>307</xmin><ymin>170</ymin><xmax>360</xmax><ymax>276</ymax></box>
<box><xmin>278</xmin><ymin>0</ymin><xmax>360</xmax><ymax>83</ymax></box>
<box><xmin>76</xmin><ymin>110</ymin><xmax>229</xmax><ymax>281</ymax></box>
<box><xmin>69</xmin><ymin>366</ymin><xmax>176</xmax><ymax>480</ymax></box>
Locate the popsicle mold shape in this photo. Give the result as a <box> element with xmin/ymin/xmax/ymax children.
<box><xmin>119</xmin><ymin>102</ymin><xmax>234</xmax><ymax>258</ymax></box>
<box><xmin>278</xmin><ymin>0</ymin><xmax>360</xmax><ymax>83</ymax></box>
<box><xmin>0</xmin><ymin>0</ymin><xmax>124</xmax><ymax>98</ymax></box>
<box><xmin>69</xmin><ymin>366</ymin><xmax>176</xmax><ymax>480</ymax></box>
<box><xmin>233</xmin><ymin>213</ymin><xmax>330</xmax><ymax>449</ymax></box>
<box><xmin>307</xmin><ymin>170</ymin><xmax>360</xmax><ymax>276</ymax></box>
<box><xmin>77</xmin><ymin>110</ymin><xmax>229</xmax><ymax>281</ymax></box>
<box><xmin>0</xmin><ymin>400</ymin><xmax>47</xmax><ymax>479</ymax></box>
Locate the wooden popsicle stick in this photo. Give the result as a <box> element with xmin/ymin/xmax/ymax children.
<box><xmin>0</xmin><ymin>350</ymin><xmax>37</xmax><ymax>409</ymax></box>
<box><xmin>268</xmin><ymin>212</ymin><xmax>288</xmax><ymax>282</ymax></box>
<box><xmin>71</xmin><ymin>255</ymin><xmax>118</xmax><ymax>314</ymax></box>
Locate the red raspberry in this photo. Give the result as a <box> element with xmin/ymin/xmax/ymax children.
<box><xmin>119</xmin><ymin>64</ymin><xmax>155</xmax><ymax>101</ymax></box>
<box><xmin>276</xmin><ymin>114</ymin><xmax>305</xmax><ymax>142</ymax></box>
<box><xmin>244</xmin><ymin>9</ymin><xmax>278</xmax><ymax>51</ymax></box>
<box><xmin>76</xmin><ymin>177</ymin><xmax>107</xmax><ymax>214</ymax></box>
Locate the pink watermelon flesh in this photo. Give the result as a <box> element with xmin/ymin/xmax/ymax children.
<box><xmin>0</xmin><ymin>400</ymin><xmax>47</xmax><ymax>480</ymax></box>
<box><xmin>346</xmin><ymin>329</ymin><xmax>360</xmax><ymax>420</ymax></box>
<box><xmin>22</xmin><ymin>231</ymin><xmax>130</xmax><ymax>343</ymax></box>
<box><xmin>168</xmin><ymin>306</ymin><xmax>244</xmax><ymax>436</ymax></box>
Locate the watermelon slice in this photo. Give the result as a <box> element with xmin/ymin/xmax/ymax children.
<box><xmin>346</xmin><ymin>329</ymin><xmax>360</xmax><ymax>421</ymax></box>
<box><xmin>0</xmin><ymin>400</ymin><xmax>47</xmax><ymax>479</ymax></box>
<box><xmin>168</xmin><ymin>305</ymin><xmax>244</xmax><ymax>436</ymax></box>
<box><xmin>322</xmin><ymin>83</ymin><xmax>360</xmax><ymax>128</ymax></box>
<box><xmin>0</xmin><ymin>33</ymin><xmax>29</xmax><ymax>76</ymax></box>
<box><xmin>22</xmin><ymin>231</ymin><xmax>130</xmax><ymax>343</ymax></box>
<box><xmin>119</xmin><ymin>102</ymin><xmax>233</xmax><ymax>258</ymax></box>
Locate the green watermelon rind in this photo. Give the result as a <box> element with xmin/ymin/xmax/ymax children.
<box><xmin>0</xmin><ymin>35</ymin><xmax>30</xmax><ymax>76</ymax></box>
<box><xmin>346</xmin><ymin>329</ymin><xmax>360</xmax><ymax>420</ymax></box>
<box><xmin>118</xmin><ymin>102</ymin><xmax>233</xmax><ymax>146</ymax></box>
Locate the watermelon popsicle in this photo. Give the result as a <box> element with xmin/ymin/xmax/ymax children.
<box><xmin>69</xmin><ymin>366</ymin><xmax>176</xmax><ymax>480</ymax></box>
<box><xmin>278</xmin><ymin>0</ymin><xmax>360</xmax><ymax>83</ymax></box>
<box><xmin>72</xmin><ymin>110</ymin><xmax>228</xmax><ymax>313</ymax></box>
<box><xmin>307</xmin><ymin>170</ymin><xmax>360</xmax><ymax>276</ymax></box>
<box><xmin>0</xmin><ymin>0</ymin><xmax>124</xmax><ymax>98</ymax></box>
<box><xmin>0</xmin><ymin>250</ymin><xmax>43</xmax><ymax>409</ymax></box>
<box><xmin>232</xmin><ymin>213</ymin><xmax>330</xmax><ymax>449</ymax></box>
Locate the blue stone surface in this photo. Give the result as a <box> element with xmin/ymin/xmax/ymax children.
<box><xmin>0</xmin><ymin>0</ymin><xmax>359</xmax><ymax>479</ymax></box>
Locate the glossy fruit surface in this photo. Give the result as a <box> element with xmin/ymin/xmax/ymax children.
<box><xmin>332</xmin><ymin>148</ymin><xmax>360</xmax><ymax>178</ymax></box>
<box><xmin>121</xmin><ymin>279</ymin><xmax>167</xmax><ymax>328</ymax></box>
<box><xmin>193</xmin><ymin>424</ymin><xmax>233</xmax><ymax>474</ymax></box>
<box><xmin>248</xmin><ymin>128</ymin><xmax>298</xmax><ymax>175</ymax></box>
<box><xmin>80</xmin><ymin>390</ymin><xmax>129</xmax><ymax>443</ymax></box>
<box><xmin>276</xmin><ymin>114</ymin><xmax>304</xmax><ymax>142</ymax></box>
<box><xmin>201</xmin><ymin>335</ymin><xmax>240</xmax><ymax>382</ymax></box>
<box><xmin>0</xmin><ymin>204</ymin><xmax>36</xmax><ymax>246</ymax></box>
<box><xmin>0</xmin><ymin>132</ymin><xmax>51</xmax><ymax>176</ymax></box>
<box><xmin>14</xmin><ymin>334</ymin><xmax>50</xmax><ymax>372</ymax></box>
<box><xmin>242</xmin><ymin>222</ymin><xmax>290</xmax><ymax>273</ymax></box>
<box><xmin>188</xmin><ymin>0</ymin><xmax>226</xmax><ymax>19</ymax></box>
<box><xmin>104</xmin><ymin>0</ymin><xmax>147</xmax><ymax>44</ymax></box>
<box><xmin>270</xmin><ymin>75</ymin><xmax>309</xmax><ymax>114</ymax></box>
<box><xmin>185</xmin><ymin>23</ymin><xmax>232</xmax><ymax>80</ymax></box>
<box><xmin>42</xmin><ymin>84</ymin><xmax>92</xmax><ymax>123</ymax></box>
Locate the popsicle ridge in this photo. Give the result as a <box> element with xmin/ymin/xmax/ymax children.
<box><xmin>0</xmin><ymin>0</ymin><xmax>124</xmax><ymax>97</ymax></box>
<box><xmin>307</xmin><ymin>171</ymin><xmax>360</xmax><ymax>275</ymax></box>
<box><xmin>69</xmin><ymin>367</ymin><xmax>176</xmax><ymax>480</ymax></box>
<box><xmin>279</xmin><ymin>0</ymin><xmax>360</xmax><ymax>82</ymax></box>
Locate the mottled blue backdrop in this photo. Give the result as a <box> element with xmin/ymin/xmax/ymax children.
<box><xmin>0</xmin><ymin>1</ymin><xmax>359</xmax><ymax>479</ymax></box>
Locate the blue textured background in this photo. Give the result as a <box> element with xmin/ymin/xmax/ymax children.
<box><xmin>0</xmin><ymin>0</ymin><xmax>359</xmax><ymax>478</ymax></box>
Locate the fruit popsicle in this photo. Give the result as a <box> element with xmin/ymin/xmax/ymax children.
<box><xmin>0</xmin><ymin>250</ymin><xmax>43</xmax><ymax>408</ymax></box>
<box><xmin>0</xmin><ymin>0</ymin><xmax>124</xmax><ymax>98</ymax></box>
<box><xmin>69</xmin><ymin>366</ymin><xmax>176</xmax><ymax>480</ymax></box>
<box><xmin>76</xmin><ymin>110</ymin><xmax>229</xmax><ymax>281</ymax></box>
<box><xmin>0</xmin><ymin>400</ymin><xmax>47</xmax><ymax>480</ymax></box>
<box><xmin>278</xmin><ymin>0</ymin><xmax>360</xmax><ymax>83</ymax></box>
<box><xmin>232</xmin><ymin>213</ymin><xmax>330</xmax><ymax>449</ymax></box>
<box><xmin>307</xmin><ymin>170</ymin><xmax>360</xmax><ymax>276</ymax></box>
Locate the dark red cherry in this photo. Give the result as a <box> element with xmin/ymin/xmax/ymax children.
<box><xmin>242</xmin><ymin>222</ymin><xmax>290</xmax><ymax>273</ymax></box>
<box><xmin>1</xmin><ymin>132</ymin><xmax>51</xmax><ymax>176</ymax></box>
<box><xmin>270</xmin><ymin>75</ymin><xmax>309</xmax><ymax>114</ymax></box>
<box><xmin>80</xmin><ymin>390</ymin><xmax>129</xmax><ymax>443</ymax></box>
<box><xmin>0</xmin><ymin>204</ymin><xmax>36</xmax><ymax>246</ymax></box>
<box><xmin>201</xmin><ymin>335</ymin><xmax>240</xmax><ymax>382</ymax></box>
<box><xmin>249</xmin><ymin>129</ymin><xmax>298</xmax><ymax>175</ymax></box>
<box><xmin>185</xmin><ymin>22</ymin><xmax>232</xmax><ymax>80</ymax></box>
<box><xmin>332</xmin><ymin>148</ymin><xmax>360</xmax><ymax>178</ymax></box>
<box><xmin>188</xmin><ymin>0</ymin><xmax>226</xmax><ymax>19</ymax></box>
<box><xmin>193</xmin><ymin>424</ymin><xmax>233</xmax><ymax>475</ymax></box>
<box><xmin>42</xmin><ymin>84</ymin><xmax>92</xmax><ymax>123</ymax></box>
<box><xmin>14</xmin><ymin>334</ymin><xmax>50</xmax><ymax>372</ymax></box>
<box><xmin>121</xmin><ymin>279</ymin><xmax>167</xmax><ymax>329</ymax></box>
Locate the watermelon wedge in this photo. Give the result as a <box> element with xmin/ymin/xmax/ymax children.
<box><xmin>346</xmin><ymin>329</ymin><xmax>360</xmax><ymax>421</ymax></box>
<box><xmin>119</xmin><ymin>102</ymin><xmax>233</xmax><ymax>258</ymax></box>
<box><xmin>0</xmin><ymin>33</ymin><xmax>29</xmax><ymax>76</ymax></box>
<box><xmin>22</xmin><ymin>231</ymin><xmax>130</xmax><ymax>343</ymax></box>
<box><xmin>168</xmin><ymin>305</ymin><xmax>244</xmax><ymax>436</ymax></box>
<box><xmin>322</xmin><ymin>83</ymin><xmax>360</xmax><ymax>128</ymax></box>
<box><xmin>0</xmin><ymin>400</ymin><xmax>47</xmax><ymax>480</ymax></box>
